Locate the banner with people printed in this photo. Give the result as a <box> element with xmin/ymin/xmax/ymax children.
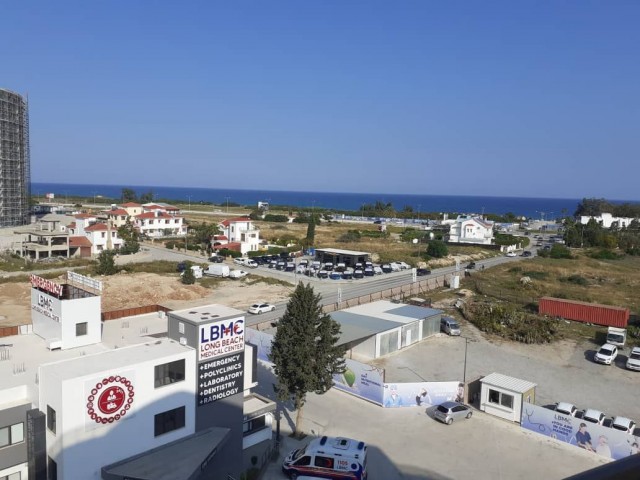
<box><xmin>382</xmin><ymin>381</ymin><xmax>462</xmax><ymax>408</ymax></box>
<box><xmin>521</xmin><ymin>402</ymin><xmax>639</xmax><ymax>460</ymax></box>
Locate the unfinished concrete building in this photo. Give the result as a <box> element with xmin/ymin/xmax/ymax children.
<box><xmin>0</xmin><ymin>88</ymin><xmax>31</xmax><ymax>227</ymax></box>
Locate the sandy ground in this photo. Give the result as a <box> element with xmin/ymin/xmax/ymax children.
<box><xmin>0</xmin><ymin>272</ymin><xmax>294</xmax><ymax>327</ymax></box>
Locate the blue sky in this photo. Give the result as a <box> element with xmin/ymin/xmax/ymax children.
<box><xmin>3</xmin><ymin>1</ymin><xmax>639</xmax><ymax>199</ymax></box>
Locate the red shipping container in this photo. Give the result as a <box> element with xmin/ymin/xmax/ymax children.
<box><xmin>538</xmin><ymin>297</ymin><xmax>629</xmax><ymax>328</ymax></box>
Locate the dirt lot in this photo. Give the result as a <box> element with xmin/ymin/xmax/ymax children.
<box><xmin>0</xmin><ymin>272</ymin><xmax>294</xmax><ymax>327</ymax></box>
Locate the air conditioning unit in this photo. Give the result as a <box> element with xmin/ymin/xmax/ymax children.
<box><xmin>179</xmin><ymin>337</ymin><xmax>187</xmax><ymax>346</ymax></box>
<box><xmin>46</xmin><ymin>338</ymin><xmax>62</xmax><ymax>351</ymax></box>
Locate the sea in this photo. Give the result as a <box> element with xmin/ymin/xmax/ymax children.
<box><xmin>30</xmin><ymin>182</ymin><xmax>637</xmax><ymax>220</ymax></box>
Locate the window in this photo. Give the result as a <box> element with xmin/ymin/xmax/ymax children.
<box><xmin>75</xmin><ymin>322</ymin><xmax>88</xmax><ymax>336</ymax></box>
<box><xmin>242</xmin><ymin>415</ymin><xmax>266</xmax><ymax>436</ymax></box>
<box><xmin>0</xmin><ymin>472</ymin><xmax>21</xmax><ymax>480</ymax></box>
<box><xmin>314</xmin><ymin>456</ymin><xmax>334</xmax><ymax>468</ymax></box>
<box><xmin>48</xmin><ymin>456</ymin><xmax>57</xmax><ymax>480</ymax></box>
<box><xmin>178</xmin><ymin>322</ymin><xmax>185</xmax><ymax>334</ymax></box>
<box><xmin>488</xmin><ymin>389</ymin><xmax>514</xmax><ymax>410</ymax></box>
<box><xmin>154</xmin><ymin>406</ymin><xmax>185</xmax><ymax>437</ymax></box>
<box><xmin>154</xmin><ymin>359</ymin><xmax>185</xmax><ymax>388</ymax></box>
<box><xmin>47</xmin><ymin>406</ymin><xmax>56</xmax><ymax>434</ymax></box>
<box><xmin>293</xmin><ymin>456</ymin><xmax>310</xmax><ymax>467</ymax></box>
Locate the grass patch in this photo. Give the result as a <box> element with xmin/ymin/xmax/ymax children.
<box><xmin>245</xmin><ymin>276</ymin><xmax>294</xmax><ymax>288</ymax></box>
<box><xmin>560</xmin><ymin>274</ymin><xmax>589</xmax><ymax>286</ymax></box>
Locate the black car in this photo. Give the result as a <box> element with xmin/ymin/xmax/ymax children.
<box><xmin>521</xmin><ymin>251</ymin><xmax>532</xmax><ymax>257</ymax></box>
<box><xmin>417</xmin><ymin>268</ymin><xmax>431</xmax><ymax>276</ymax></box>
<box><xmin>466</xmin><ymin>262</ymin><xmax>476</xmax><ymax>269</ymax></box>
<box><xmin>208</xmin><ymin>256</ymin><xmax>224</xmax><ymax>263</ymax></box>
<box><xmin>177</xmin><ymin>261</ymin><xmax>187</xmax><ymax>272</ymax></box>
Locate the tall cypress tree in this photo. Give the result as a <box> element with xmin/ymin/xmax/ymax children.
<box><xmin>269</xmin><ymin>282</ymin><xmax>345</xmax><ymax>436</ymax></box>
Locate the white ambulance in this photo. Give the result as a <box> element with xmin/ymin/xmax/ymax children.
<box><xmin>282</xmin><ymin>435</ymin><xmax>368</xmax><ymax>479</ymax></box>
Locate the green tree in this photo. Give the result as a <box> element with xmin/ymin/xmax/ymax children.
<box><xmin>574</xmin><ymin>198</ymin><xmax>614</xmax><ymax>217</ymax></box>
<box><xmin>426</xmin><ymin>240</ymin><xmax>448</xmax><ymax>258</ymax></box>
<box><xmin>269</xmin><ymin>283</ymin><xmax>345</xmax><ymax>436</ymax></box>
<box><xmin>121</xmin><ymin>188</ymin><xmax>137</xmax><ymax>203</ymax></box>
<box><xmin>95</xmin><ymin>250</ymin><xmax>118</xmax><ymax>275</ymax></box>
<box><xmin>139</xmin><ymin>191</ymin><xmax>154</xmax><ymax>203</ymax></box>
<box><xmin>117</xmin><ymin>219</ymin><xmax>140</xmax><ymax>254</ymax></box>
<box><xmin>190</xmin><ymin>222</ymin><xmax>221</xmax><ymax>251</ymax></box>
<box><xmin>181</xmin><ymin>265</ymin><xmax>196</xmax><ymax>284</ymax></box>
<box><xmin>305</xmin><ymin>216</ymin><xmax>316</xmax><ymax>245</ymax></box>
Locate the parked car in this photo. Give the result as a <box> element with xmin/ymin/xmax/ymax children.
<box><xmin>389</xmin><ymin>263</ymin><xmax>401</xmax><ymax>272</ymax></box>
<box><xmin>626</xmin><ymin>347</ymin><xmax>640</xmax><ymax>371</ymax></box>
<box><xmin>506</xmin><ymin>252</ymin><xmax>517</xmax><ymax>257</ymax></box>
<box><xmin>582</xmin><ymin>409</ymin><xmax>606</xmax><ymax>425</ymax></box>
<box><xmin>208</xmin><ymin>255</ymin><xmax>224</xmax><ymax>263</ymax></box>
<box><xmin>555</xmin><ymin>402</ymin><xmax>578</xmax><ymax>417</ymax></box>
<box><xmin>394</xmin><ymin>261</ymin><xmax>410</xmax><ymax>270</ymax></box>
<box><xmin>611</xmin><ymin>416</ymin><xmax>636</xmax><ymax>434</ymax></box>
<box><xmin>317</xmin><ymin>270</ymin><xmax>329</xmax><ymax>279</ymax></box>
<box><xmin>329</xmin><ymin>272</ymin><xmax>342</xmax><ymax>280</ymax></box>
<box><xmin>373</xmin><ymin>266</ymin><xmax>384</xmax><ymax>275</ymax></box>
<box><xmin>433</xmin><ymin>401</ymin><xmax>472</xmax><ymax>425</ymax></box>
<box><xmin>381</xmin><ymin>264</ymin><xmax>393</xmax><ymax>274</ymax></box>
<box><xmin>324</xmin><ymin>262</ymin><xmax>334</xmax><ymax>271</ymax></box>
<box><xmin>342</xmin><ymin>268</ymin><xmax>354</xmax><ymax>280</ymax></box>
<box><xmin>364</xmin><ymin>267</ymin><xmax>374</xmax><ymax>277</ymax></box>
<box><xmin>276</xmin><ymin>261</ymin><xmax>286</xmax><ymax>270</ymax></box>
<box><xmin>335</xmin><ymin>263</ymin><xmax>346</xmax><ymax>272</ymax></box>
<box><xmin>440</xmin><ymin>317</ymin><xmax>461</xmax><ymax>336</ymax></box>
<box><xmin>229</xmin><ymin>269</ymin><xmax>248</xmax><ymax>279</ymax></box>
<box><xmin>248</xmin><ymin>302</ymin><xmax>276</xmax><ymax>314</ymax></box>
<box><xmin>353</xmin><ymin>269</ymin><xmax>364</xmax><ymax>279</ymax></box>
<box><xmin>466</xmin><ymin>262</ymin><xmax>476</xmax><ymax>269</ymax></box>
<box><xmin>521</xmin><ymin>251</ymin><xmax>532</xmax><ymax>257</ymax></box>
<box><xmin>594</xmin><ymin>344</ymin><xmax>618</xmax><ymax>365</ymax></box>
<box><xmin>417</xmin><ymin>268</ymin><xmax>431</xmax><ymax>276</ymax></box>
<box><xmin>285</xmin><ymin>262</ymin><xmax>295</xmax><ymax>272</ymax></box>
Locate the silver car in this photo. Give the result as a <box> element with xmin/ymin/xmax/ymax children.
<box><xmin>433</xmin><ymin>401</ymin><xmax>472</xmax><ymax>425</ymax></box>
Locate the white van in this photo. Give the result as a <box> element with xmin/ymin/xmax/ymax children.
<box><xmin>283</xmin><ymin>436</ymin><xmax>367</xmax><ymax>480</ymax></box>
<box><xmin>180</xmin><ymin>265</ymin><xmax>203</xmax><ymax>279</ymax></box>
<box><xmin>204</xmin><ymin>264</ymin><xmax>230</xmax><ymax>277</ymax></box>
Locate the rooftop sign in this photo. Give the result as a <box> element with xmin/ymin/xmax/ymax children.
<box><xmin>30</xmin><ymin>274</ymin><xmax>63</xmax><ymax>297</ymax></box>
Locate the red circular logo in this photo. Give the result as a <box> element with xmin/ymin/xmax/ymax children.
<box><xmin>86</xmin><ymin>376</ymin><xmax>134</xmax><ymax>424</ymax></box>
<box><xmin>98</xmin><ymin>386</ymin><xmax>125</xmax><ymax>414</ymax></box>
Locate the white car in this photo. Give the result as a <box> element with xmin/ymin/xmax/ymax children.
<box><xmin>394</xmin><ymin>261</ymin><xmax>410</xmax><ymax>270</ymax></box>
<box><xmin>229</xmin><ymin>269</ymin><xmax>248</xmax><ymax>279</ymax></box>
<box><xmin>248</xmin><ymin>302</ymin><xmax>276</xmax><ymax>314</ymax></box>
<box><xmin>611</xmin><ymin>416</ymin><xmax>636</xmax><ymax>434</ymax></box>
<box><xmin>582</xmin><ymin>409</ymin><xmax>605</xmax><ymax>425</ymax></box>
<box><xmin>555</xmin><ymin>402</ymin><xmax>578</xmax><ymax>417</ymax></box>
<box><xmin>626</xmin><ymin>347</ymin><xmax>640</xmax><ymax>371</ymax></box>
<box><xmin>594</xmin><ymin>343</ymin><xmax>618</xmax><ymax>365</ymax></box>
<box><xmin>506</xmin><ymin>252</ymin><xmax>517</xmax><ymax>257</ymax></box>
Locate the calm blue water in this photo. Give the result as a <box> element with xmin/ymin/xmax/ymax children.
<box><xmin>31</xmin><ymin>182</ymin><xmax>635</xmax><ymax>220</ymax></box>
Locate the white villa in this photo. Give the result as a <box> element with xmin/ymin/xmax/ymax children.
<box><xmin>216</xmin><ymin>216</ymin><xmax>262</xmax><ymax>254</ymax></box>
<box><xmin>579</xmin><ymin>213</ymin><xmax>637</xmax><ymax>229</ymax></box>
<box><xmin>447</xmin><ymin>215</ymin><xmax>495</xmax><ymax>245</ymax></box>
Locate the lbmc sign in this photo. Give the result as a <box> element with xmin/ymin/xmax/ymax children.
<box><xmin>199</xmin><ymin>317</ymin><xmax>244</xmax><ymax>361</ymax></box>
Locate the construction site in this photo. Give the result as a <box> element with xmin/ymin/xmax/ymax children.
<box><xmin>0</xmin><ymin>87</ymin><xmax>31</xmax><ymax>227</ymax></box>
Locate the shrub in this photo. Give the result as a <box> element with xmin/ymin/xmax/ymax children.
<box><xmin>588</xmin><ymin>249</ymin><xmax>620</xmax><ymax>260</ymax></box>
<box><xmin>426</xmin><ymin>240</ymin><xmax>448</xmax><ymax>258</ymax></box>
<box><xmin>337</xmin><ymin>230</ymin><xmax>361</xmax><ymax>243</ymax></box>
<box><xmin>264</xmin><ymin>214</ymin><xmax>289</xmax><ymax>222</ymax></box>
<box><xmin>218</xmin><ymin>248</ymin><xmax>242</xmax><ymax>258</ymax></box>
<box><xmin>549</xmin><ymin>244</ymin><xmax>572</xmax><ymax>259</ymax></box>
<box><xmin>561</xmin><ymin>274</ymin><xmax>589</xmax><ymax>286</ymax></box>
<box><xmin>181</xmin><ymin>267</ymin><xmax>196</xmax><ymax>284</ymax></box>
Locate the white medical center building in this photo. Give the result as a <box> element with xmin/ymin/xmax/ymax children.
<box><xmin>0</xmin><ymin>272</ymin><xmax>274</xmax><ymax>480</ymax></box>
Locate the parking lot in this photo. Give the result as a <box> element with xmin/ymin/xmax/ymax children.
<box><xmin>258</xmin><ymin>318</ymin><xmax>637</xmax><ymax>479</ymax></box>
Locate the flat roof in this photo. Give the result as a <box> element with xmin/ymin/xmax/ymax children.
<box><xmin>169</xmin><ymin>304</ymin><xmax>245</xmax><ymax>325</ymax></box>
<box><xmin>481</xmin><ymin>372</ymin><xmax>537</xmax><ymax>393</ymax></box>
<box><xmin>102</xmin><ymin>426</ymin><xmax>230</xmax><ymax>480</ymax></box>
<box><xmin>39</xmin><ymin>339</ymin><xmax>190</xmax><ymax>382</ymax></box>
<box><xmin>330</xmin><ymin>300</ymin><xmax>443</xmax><ymax>345</ymax></box>
<box><xmin>315</xmin><ymin>248</ymin><xmax>370</xmax><ymax>256</ymax></box>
